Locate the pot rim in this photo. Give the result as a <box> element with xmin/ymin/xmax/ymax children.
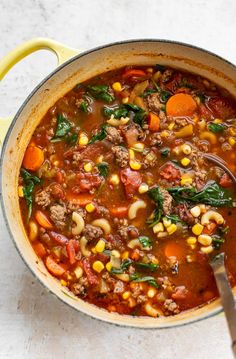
<box><xmin>1</xmin><ymin>38</ymin><xmax>235</xmax><ymax>328</ymax></box>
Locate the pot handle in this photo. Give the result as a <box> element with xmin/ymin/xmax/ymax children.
<box><xmin>0</xmin><ymin>38</ymin><xmax>79</xmax><ymax>145</ymax></box>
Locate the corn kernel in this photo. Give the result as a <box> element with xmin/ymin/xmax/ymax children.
<box><xmin>182</xmin><ymin>144</ymin><xmax>192</xmax><ymax>155</ymax></box>
<box><xmin>67</xmin><ymin>274</ymin><xmax>73</xmax><ymax>280</ymax></box>
<box><xmin>153</xmin><ymin>222</ymin><xmax>164</xmax><ymax>233</ymax></box>
<box><xmin>190</xmin><ymin>205</ymin><xmax>201</xmax><ymax>218</ymax></box>
<box><xmin>91</xmin><ymin>247</ymin><xmax>97</xmax><ymax>254</ymax></box>
<box><xmin>84</xmin><ymin>162</ymin><xmax>93</xmax><ymax>172</ymax></box>
<box><xmin>167</xmin><ymin>223</ymin><xmax>177</xmax><ymax>235</ymax></box>
<box><xmin>111</xmin><ymin>250</ymin><xmax>120</xmax><ymax>258</ymax></box>
<box><xmin>106</xmin><ymin>262</ymin><xmax>112</xmax><ymax>272</ymax></box>
<box><xmin>122</xmin><ymin>97</ymin><xmax>129</xmax><ymax>104</ymax></box>
<box><xmin>200</xmin><ymin>245</ymin><xmax>214</xmax><ymax>254</ymax></box>
<box><xmin>138</xmin><ymin>183</ymin><xmax>149</xmax><ymax>194</ymax></box>
<box><xmin>95</xmin><ymin>239</ymin><xmax>106</xmax><ymax>253</ymax></box>
<box><xmin>122</xmin><ymin>291</ymin><xmax>131</xmax><ymax>300</ymax></box>
<box><xmin>121</xmin><ymin>251</ymin><xmax>129</xmax><ymax>260</ymax></box>
<box><xmin>199</xmin><ymin>204</ymin><xmax>206</xmax><ymax>213</ymax></box>
<box><xmin>163</xmin><ymin>217</ymin><xmax>172</xmax><ymax>228</ymax></box>
<box><xmin>109</xmin><ymin>174</ymin><xmax>120</xmax><ymax>185</ymax></box>
<box><xmin>147</xmin><ymin>288</ymin><xmax>157</xmax><ymax>298</ymax></box>
<box><xmin>74</xmin><ymin>266</ymin><xmax>83</xmax><ymax>279</ymax></box>
<box><xmin>79</xmin><ymin>133</ymin><xmax>88</xmax><ymax>146</ymax></box>
<box><xmin>181</xmin><ymin>157</ymin><xmax>190</xmax><ymax>167</ymax></box>
<box><xmin>28</xmin><ymin>220</ymin><xmax>38</xmax><ymax>241</ymax></box>
<box><xmin>186</xmin><ymin>237</ymin><xmax>197</xmax><ymax>245</ymax></box>
<box><xmin>229</xmin><ymin>127</ymin><xmax>236</xmax><ymax>136</ymax></box>
<box><xmin>146</xmin><ymin>67</ymin><xmax>153</xmax><ymax>73</ymax></box>
<box><xmin>130</xmin><ymin>160</ymin><xmax>141</xmax><ymax>170</ymax></box>
<box><xmin>229</xmin><ymin>137</ymin><xmax>236</xmax><ymax>146</ymax></box>
<box><xmin>92</xmin><ymin>260</ymin><xmax>105</xmax><ymax>273</ymax></box>
<box><xmin>129</xmin><ymin>149</ymin><xmax>135</xmax><ymax>159</ymax></box>
<box><xmin>112</xmin><ymin>82</ymin><xmax>122</xmax><ymax>92</ymax></box>
<box><xmin>18</xmin><ymin>186</ymin><xmax>24</xmax><ymax>198</ymax></box>
<box><xmin>85</xmin><ymin>202</ymin><xmax>96</xmax><ymax>213</ymax></box>
<box><xmin>97</xmin><ymin>155</ymin><xmax>104</xmax><ymax>163</ymax></box>
<box><xmin>132</xmin><ymin>142</ymin><xmax>145</xmax><ymax>151</ymax></box>
<box><xmin>181</xmin><ymin>177</ymin><xmax>193</xmax><ymax>186</ymax></box>
<box><xmin>198</xmin><ymin>234</ymin><xmax>212</xmax><ymax>246</ymax></box>
<box><xmin>192</xmin><ymin>223</ymin><xmax>204</xmax><ymax>236</ymax></box>
<box><xmin>161</xmin><ymin>130</ymin><xmax>169</xmax><ymax>138</ymax></box>
<box><xmin>168</xmin><ymin>122</ymin><xmax>175</xmax><ymax>131</ymax></box>
<box><xmin>214</xmin><ymin>118</ymin><xmax>222</xmax><ymax>124</ymax></box>
<box><xmin>60</xmin><ymin>280</ymin><xmax>67</xmax><ymax>286</ymax></box>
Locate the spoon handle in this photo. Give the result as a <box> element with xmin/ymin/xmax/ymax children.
<box><xmin>210</xmin><ymin>253</ymin><xmax>236</xmax><ymax>358</ymax></box>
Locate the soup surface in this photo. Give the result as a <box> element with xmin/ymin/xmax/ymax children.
<box><xmin>19</xmin><ymin>65</ymin><xmax>236</xmax><ymax>317</ymax></box>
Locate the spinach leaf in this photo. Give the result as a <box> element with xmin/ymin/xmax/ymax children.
<box><xmin>165</xmin><ymin>214</ymin><xmax>182</xmax><ymax>223</ymax></box>
<box><xmin>54</xmin><ymin>113</ymin><xmax>71</xmax><ymax>138</ymax></box>
<box><xmin>89</xmin><ymin>124</ymin><xmax>108</xmax><ymax>144</ymax></box>
<box><xmin>87</xmin><ymin>85</ymin><xmax>115</xmax><ymax>103</ymax></box>
<box><xmin>103</xmin><ymin>103</ymin><xmax>147</xmax><ymax>127</ymax></box>
<box><xmin>135</xmin><ymin>262</ymin><xmax>159</xmax><ymax>271</ymax></box>
<box><xmin>130</xmin><ymin>274</ymin><xmax>160</xmax><ymax>288</ymax></box>
<box><xmin>97</xmin><ymin>162</ymin><xmax>109</xmax><ymax>177</ymax></box>
<box><xmin>79</xmin><ymin>101</ymin><xmax>89</xmax><ymax>113</ymax></box>
<box><xmin>168</xmin><ymin>181</ymin><xmax>232</xmax><ymax>207</ymax></box>
<box><xmin>103</xmin><ymin>105</ymin><xmax>128</xmax><ymax>119</ymax></box>
<box><xmin>138</xmin><ymin>236</ymin><xmax>152</xmax><ymax>248</ymax></box>
<box><xmin>147</xmin><ymin>186</ymin><xmax>164</xmax><ymax>226</ymax></box>
<box><xmin>141</xmin><ymin>89</ymin><xmax>157</xmax><ymax>98</ymax></box>
<box><xmin>111</xmin><ymin>258</ymin><xmax>133</xmax><ymax>274</ymax></box>
<box><xmin>212</xmin><ymin>236</ymin><xmax>225</xmax><ymax>249</ymax></box>
<box><xmin>160</xmin><ymin>147</ymin><xmax>170</xmax><ymax>157</ymax></box>
<box><xmin>208</xmin><ymin>122</ymin><xmax>225</xmax><ymax>133</ymax></box>
<box><xmin>21</xmin><ymin>169</ymin><xmax>41</xmax><ymax>220</ymax></box>
<box><xmin>151</xmin><ymin>79</ymin><xmax>171</xmax><ymax>104</ymax></box>
<box><xmin>65</xmin><ymin>133</ymin><xmax>78</xmax><ymax>145</ymax></box>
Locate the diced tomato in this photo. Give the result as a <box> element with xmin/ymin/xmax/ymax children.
<box><xmin>33</xmin><ymin>241</ymin><xmax>47</xmax><ymax>258</ymax></box>
<box><xmin>121</xmin><ymin>126</ymin><xmax>140</xmax><ymax>147</ymax></box>
<box><xmin>159</xmin><ymin>163</ymin><xmax>181</xmax><ymax>181</ymax></box>
<box><xmin>109</xmin><ymin>206</ymin><xmax>128</xmax><ymax>218</ymax></box>
<box><xmin>122</xmin><ymin>68</ymin><xmax>146</xmax><ymax>79</ymax></box>
<box><xmin>48</xmin><ymin>231</ymin><xmax>69</xmax><ymax>245</ymax></box>
<box><xmin>120</xmin><ymin>168</ymin><xmax>142</xmax><ymax>198</ymax></box>
<box><xmin>72</xmin><ymin>172</ymin><xmax>102</xmax><ymax>194</ymax></box>
<box><xmin>80</xmin><ymin>142</ymin><xmax>106</xmax><ymax>161</ymax></box>
<box><xmin>56</xmin><ymin>171</ymin><xmax>64</xmax><ymax>184</ymax></box>
<box><xmin>51</xmin><ymin>183</ymin><xmax>65</xmax><ymax>199</ymax></box>
<box><xmin>66</xmin><ymin>239</ymin><xmax>79</xmax><ymax>265</ymax></box>
<box><xmin>219</xmin><ymin>173</ymin><xmax>233</xmax><ymax>188</ymax></box>
<box><xmin>45</xmin><ymin>255</ymin><xmax>66</xmax><ymax>277</ymax></box>
<box><xmin>202</xmin><ymin>222</ymin><xmax>217</xmax><ymax>235</ymax></box>
<box><xmin>82</xmin><ymin>258</ymin><xmax>99</xmax><ymax>285</ymax></box>
<box><xmin>172</xmin><ymin>286</ymin><xmax>188</xmax><ymax>301</ymax></box>
<box><xmin>163</xmin><ymin>73</ymin><xmax>182</xmax><ymax>93</ymax></box>
<box><xmin>198</xmin><ymin>103</ymin><xmax>214</xmax><ymax>120</ymax></box>
<box><xmin>207</xmin><ymin>96</ymin><xmax>236</xmax><ymax>120</ymax></box>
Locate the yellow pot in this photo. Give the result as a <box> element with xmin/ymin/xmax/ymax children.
<box><xmin>1</xmin><ymin>38</ymin><xmax>236</xmax><ymax>328</ymax></box>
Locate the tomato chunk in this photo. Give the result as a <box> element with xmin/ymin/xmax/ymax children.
<box><xmin>66</xmin><ymin>240</ymin><xmax>79</xmax><ymax>265</ymax></box>
<box><xmin>82</xmin><ymin>258</ymin><xmax>99</xmax><ymax>285</ymax></box>
<box><xmin>160</xmin><ymin>163</ymin><xmax>181</xmax><ymax>181</ymax></box>
<box><xmin>219</xmin><ymin>173</ymin><xmax>233</xmax><ymax>188</ymax></box>
<box><xmin>120</xmin><ymin>168</ymin><xmax>142</xmax><ymax>198</ymax></box>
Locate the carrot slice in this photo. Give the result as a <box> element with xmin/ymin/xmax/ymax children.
<box><xmin>122</xmin><ymin>69</ymin><xmax>146</xmax><ymax>79</ymax></box>
<box><xmin>23</xmin><ymin>145</ymin><xmax>44</xmax><ymax>171</ymax></box>
<box><xmin>65</xmin><ymin>193</ymin><xmax>94</xmax><ymax>206</ymax></box>
<box><xmin>166</xmin><ymin>93</ymin><xmax>197</xmax><ymax>117</ymax></box>
<box><xmin>148</xmin><ymin>112</ymin><xmax>160</xmax><ymax>131</ymax></box>
<box><xmin>164</xmin><ymin>242</ymin><xmax>185</xmax><ymax>260</ymax></box>
<box><xmin>33</xmin><ymin>242</ymin><xmax>47</xmax><ymax>258</ymax></box>
<box><xmin>109</xmin><ymin>206</ymin><xmax>128</xmax><ymax>218</ymax></box>
<box><xmin>35</xmin><ymin>210</ymin><xmax>53</xmax><ymax>229</ymax></box>
<box><xmin>45</xmin><ymin>255</ymin><xmax>66</xmax><ymax>277</ymax></box>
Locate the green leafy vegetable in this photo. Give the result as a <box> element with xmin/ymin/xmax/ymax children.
<box><xmin>97</xmin><ymin>162</ymin><xmax>109</xmax><ymax>177</ymax></box>
<box><xmin>79</xmin><ymin>101</ymin><xmax>89</xmax><ymax>113</ymax></box>
<box><xmin>65</xmin><ymin>133</ymin><xmax>78</xmax><ymax>145</ymax></box>
<box><xmin>165</xmin><ymin>214</ymin><xmax>182</xmax><ymax>224</ymax></box>
<box><xmin>111</xmin><ymin>259</ymin><xmax>132</xmax><ymax>274</ymax></box>
<box><xmin>168</xmin><ymin>181</ymin><xmax>232</xmax><ymax>207</ymax></box>
<box><xmin>146</xmin><ymin>186</ymin><xmax>164</xmax><ymax>226</ymax></box>
<box><xmin>54</xmin><ymin>113</ymin><xmax>71</xmax><ymax>138</ymax></box>
<box><xmin>138</xmin><ymin>236</ymin><xmax>152</xmax><ymax>248</ymax></box>
<box><xmin>103</xmin><ymin>106</ymin><xmax>128</xmax><ymax>119</ymax></box>
<box><xmin>160</xmin><ymin>147</ymin><xmax>170</xmax><ymax>157</ymax></box>
<box><xmin>89</xmin><ymin>124</ymin><xmax>108</xmax><ymax>144</ymax></box>
<box><xmin>21</xmin><ymin>169</ymin><xmax>41</xmax><ymax>220</ymax></box>
<box><xmin>208</xmin><ymin>122</ymin><xmax>225</xmax><ymax>133</ymax></box>
<box><xmin>141</xmin><ymin>89</ymin><xmax>157</xmax><ymax>98</ymax></box>
<box><xmin>155</xmin><ymin>64</ymin><xmax>166</xmax><ymax>72</ymax></box>
<box><xmin>87</xmin><ymin>85</ymin><xmax>115</xmax><ymax>103</ymax></box>
<box><xmin>135</xmin><ymin>262</ymin><xmax>159</xmax><ymax>271</ymax></box>
<box><xmin>103</xmin><ymin>103</ymin><xmax>147</xmax><ymax>127</ymax></box>
<box><xmin>212</xmin><ymin>236</ymin><xmax>225</xmax><ymax>249</ymax></box>
<box><xmin>130</xmin><ymin>274</ymin><xmax>160</xmax><ymax>288</ymax></box>
<box><xmin>151</xmin><ymin>79</ymin><xmax>171</xmax><ymax>104</ymax></box>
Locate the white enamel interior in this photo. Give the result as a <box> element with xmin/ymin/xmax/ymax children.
<box><xmin>1</xmin><ymin>40</ymin><xmax>236</xmax><ymax>328</ymax></box>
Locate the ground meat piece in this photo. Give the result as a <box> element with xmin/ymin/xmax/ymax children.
<box><xmin>146</xmin><ymin>93</ymin><xmax>162</xmax><ymax>113</ymax></box>
<box><xmin>49</xmin><ymin>204</ymin><xmax>67</xmax><ymax>229</ymax></box>
<box><xmin>194</xmin><ymin>170</ymin><xmax>207</xmax><ymax>190</ymax></box>
<box><xmin>197</xmin><ymin>140</ymin><xmax>209</xmax><ymax>153</ymax></box>
<box><xmin>120</xmin><ymin>122</ymin><xmax>145</xmax><ymax>146</ymax></box>
<box><xmin>112</xmin><ymin>146</ymin><xmax>129</xmax><ymax>167</ymax></box>
<box><xmin>175</xmin><ymin>203</ymin><xmax>195</xmax><ymax>225</ymax></box>
<box><xmin>35</xmin><ymin>189</ymin><xmax>51</xmax><ymax>208</ymax></box>
<box><xmin>83</xmin><ymin>224</ymin><xmax>103</xmax><ymax>241</ymax></box>
<box><xmin>161</xmin><ymin>69</ymin><xmax>174</xmax><ymax>83</ymax></box>
<box><xmin>106</xmin><ymin>126</ymin><xmax>123</xmax><ymax>144</ymax></box>
<box><xmin>72</xmin><ymin>152</ymin><xmax>82</xmax><ymax>166</ymax></box>
<box><xmin>75</xmin><ymin>98</ymin><xmax>83</xmax><ymax>108</ymax></box>
<box><xmin>113</xmin><ymin>280</ymin><xmax>125</xmax><ymax>293</ymax></box>
<box><xmin>106</xmin><ymin>234</ymin><xmax>125</xmax><ymax>251</ymax></box>
<box><xmin>71</xmin><ymin>276</ymin><xmax>89</xmax><ymax>297</ymax></box>
<box><xmin>66</xmin><ymin>203</ymin><xmax>86</xmax><ymax>219</ymax></box>
<box><xmin>149</xmin><ymin>133</ymin><xmax>163</xmax><ymax>146</ymax></box>
<box><xmin>163</xmin><ymin>299</ymin><xmax>180</xmax><ymax>315</ymax></box>
<box><xmin>160</xmin><ymin>188</ymin><xmax>173</xmax><ymax>215</ymax></box>
<box><xmin>95</xmin><ymin>205</ymin><xmax>110</xmax><ymax>218</ymax></box>
<box><xmin>174</xmin><ymin>117</ymin><xmax>189</xmax><ymax>128</ymax></box>
<box><xmin>137</xmin><ymin>295</ymin><xmax>147</xmax><ymax>304</ymax></box>
<box><xmin>117</xmin><ymin>225</ymin><xmax>139</xmax><ymax>240</ymax></box>
<box><xmin>131</xmin><ymin>283</ymin><xmax>142</xmax><ymax>298</ymax></box>
<box><xmin>143</xmin><ymin>149</ymin><xmax>158</xmax><ymax>169</ymax></box>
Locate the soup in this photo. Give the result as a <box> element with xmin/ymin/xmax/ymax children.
<box><xmin>18</xmin><ymin>64</ymin><xmax>236</xmax><ymax>317</ymax></box>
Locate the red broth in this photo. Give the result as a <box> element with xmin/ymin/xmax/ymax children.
<box><xmin>18</xmin><ymin>65</ymin><xmax>236</xmax><ymax>317</ymax></box>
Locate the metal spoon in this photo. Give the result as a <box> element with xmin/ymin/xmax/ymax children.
<box><xmin>210</xmin><ymin>253</ymin><xmax>236</xmax><ymax>358</ymax></box>
<box><xmin>203</xmin><ymin>153</ymin><xmax>236</xmax><ymax>185</ymax></box>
